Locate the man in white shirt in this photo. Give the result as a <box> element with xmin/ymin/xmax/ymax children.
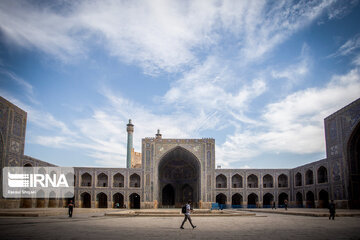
<box><xmin>180</xmin><ymin>200</ymin><xmax>196</xmax><ymax>229</ymax></box>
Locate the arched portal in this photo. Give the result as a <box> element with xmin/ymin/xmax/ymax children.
<box><xmin>81</xmin><ymin>192</ymin><xmax>91</xmax><ymax>208</ymax></box>
<box><xmin>347</xmin><ymin>121</ymin><xmax>360</xmax><ymax>208</ymax></box>
<box><xmin>318</xmin><ymin>190</ymin><xmax>329</xmax><ymax>208</ymax></box>
<box><xmin>247</xmin><ymin>174</ymin><xmax>258</xmax><ymax>188</ymax></box>
<box><xmin>263</xmin><ymin>193</ymin><xmax>274</xmax><ymax>208</ymax></box>
<box><xmin>232</xmin><ymin>174</ymin><xmax>242</xmax><ymax>188</ymax></box>
<box><xmin>36</xmin><ymin>190</ymin><xmax>45</xmax><ymax>208</ymax></box>
<box><xmin>81</xmin><ymin>173</ymin><xmax>92</xmax><ymax>187</ymax></box>
<box><xmin>129</xmin><ymin>193</ymin><xmax>140</xmax><ymax>209</ymax></box>
<box><xmin>216</xmin><ymin>193</ymin><xmax>227</xmax><ymax>205</ymax></box>
<box><xmin>232</xmin><ymin>193</ymin><xmax>243</xmax><ymax>207</ymax></box>
<box><xmin>278</xmin><ymin>174</ymin><xmax>288</xmax><ymax>188</ymax></box>
<box><xmin>317</xmin><ymin>166</ymin><xmax>328</xmax><ymax>183</ymax></box>
<box><xmin>278</xmin><ymin>193</ymin><xmax>288</xmax><ymax>207</ymax></box>
<box><xmin>113</xmin><ymin>193</ymin><xmax>124</xmax><ymax>208</ymax></box>
<box><xmin>97</xmin><ymin>173</ymin><xmax>108</xmax><ymax>187</ymax></box>
<box><xmin>20</xmin><ymin>188</ymin><xmax>32</xmax><ymax>208</ymax></box>
<box><xmin>305</xmin><ymin>170</ymin><xmax>314</xmax><ymax>185</ymax></box>
<box><xmin>296</xmin><ymin>192</ymin><xmax>303</xmax><ymax>207</ymax></box>
<box><xmin>295</xmin><ymin>172</ymin><xmax>302</xmax><ymax>186</ymax></box>
<box><xmin>162</xmin><ymin>184</ymin><xmax>175</xmax><ymax>206</ymax></box>
<box><xmin>216</xmin><ymin>174</ymin><xmax>227</xmax><ymax>188</ymax></box>
<box><xmin>20</xmin><ymin>198</ymin><xmax>32</xmax><ymax>208</ymax></box>
<box><xmin>48</xmin><ymin>191</ymin><xmax>57</xmax><ymax>208</ymax></box>
<box><xmin>96</xmin><ymin>192</ymin><xmax>107</xmax><ymax>208</ymax></box>
<box><xmin>263</xmin><ymin>174</ymin><xmax>274</xmax><ymax>188</ymax></box>
<box><xmin>158</xmin><ymin>147</ymin><xmax>200</xmax><ymax>208</ymax></box>
<box><xmin>306</xmin><ymin>191</ymin><xmax>315</xmax><ymax>208</ymax></box>
<box><xmin>130</xmin><ymin>173</ymin><xmax>141</xmax><ymax>188</ymax></box>
<box><xmin>113</xmin><ymin>173</ymin><xmax>124</xmax><ymax>187</ymax></box>
<box><xmin>247</xmin><ymin>193</ymin><xmax>258</xmax><ymax>208</ymax></box>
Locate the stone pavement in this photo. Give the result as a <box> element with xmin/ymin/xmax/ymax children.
<box><xmin>0</xmin><ymin>210</ymin><xmax>359</xmax><ymax>240</ymax></box>
<box><xmin>241</xmin><ymin>208</ymin><xmax>360</xmax><ymax>217</ymax></box>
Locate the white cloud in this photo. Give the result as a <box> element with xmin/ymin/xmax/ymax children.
<box><xmin>217</xmin><ymin>67</ymin><xmax>360</xmax><ymax>165</ymax></box>
<box><xmin>331</xmin><ymin>33</ymin><xmax>360</xmax><ymax>58</ymax></box>
<box><xmin>326</xmin><ymin>0</ymin><xmax>359</xmax><ymax>20</ymax></box>
<box><xmin>0</xmin><ymin>0</ymin><xmax>343</xmax><ymax>73</ymax></box>
<box><xmin>0</xmin><ymin>69</ymin><xmax>39</xmax><ymax>104</ymax></box>
<box><xmin>163</xmin><ymin>57</ymin><xmax>267</xmax><ymax>125</ymax></box>
<box><xmin>0</xmin><ymin>1</ymin><xmax>85</xmax><ymax>62</ymax></box>
<box><xmin>0</xmin><ymin>89</ymin><xmax>73</xmax><ymax>137</ymax></box>
<box><xmin>29</xmin><ymin>87</ymin><xmax>225</xmax><ymax>167</ymax></box>
<box><xmin>1</xmin><ymin>0</ymin><xmax>359</xmax><ymax>169</ymax></box>
<box><xmin>271</xmin><ymin>44</ymin><xmax>311</xmax><ymax>89</ymax></box>
<box><xmin>229</xmin><ymin>0</ymin><xmax>336</xmax><ymax>61</ymax></box>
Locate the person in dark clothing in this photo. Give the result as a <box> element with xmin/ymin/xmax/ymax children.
<box><xmin>180</xmin><ymin>200</ymin><xmax>196</xmax><ymax>229</ymax></box>
<box><xmin>272</xmin><ymin>201</ymin><xmax>276</xmax><ymax>209</ymax></box>
<box><xmin>284</xmin><ymin>199</ymin><xmax>288</xmax><ymax>210</ymax></box>
<box><xmin>328</xmin><ymin>200</ymin><xmax>336</xmax><ymax>220</ymax></box>
<box><xmin>68</xmin><ymin>200</ymin><xmax>74</xmax><ymax>218</ymax></box>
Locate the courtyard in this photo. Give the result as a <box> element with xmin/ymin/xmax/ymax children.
<box><xmin>0</xmin><ymin>209</ymin><xmax>359</xmax><ymax>240</ymax></box>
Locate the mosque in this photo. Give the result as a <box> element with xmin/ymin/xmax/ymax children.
<box><xmin>0</xmin><ymin>96</ymin><xmax>359</xmax><ymax>209</ymax></box>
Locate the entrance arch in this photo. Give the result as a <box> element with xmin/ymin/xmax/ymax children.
<box><xmin>347</xmin><ymin>121</ymin><xmax>360</xmax><ymax>208</ymax></box>
<box><xmin>296</xmin><ymin>192</ymin><xmax>303</xmax><ymax>207</ymax></box>
<box><xmin>96</xmin><ymin>192</ymin><xmax>107</xmax><ymax>208</ymax></box>
<box><xmin>129</xmin><ymin>193</ymin><xmax>140</xmax><ymax>209</ymax></box>
<box><xmin>247</xmin><ymin>193</ymin><xmax>258</xmax><ymax>208</ymax></box>
<box><xmin>278</xmin><ymin>192</ymin><xmax>288</xmax><ymax>208</ymax></box>
<box><xmin>81</xmin><ymin>192</ymin><xmax>91</xmax><ymax>208</ymax></box>
<box><xmin>158</xmin><ymin>147</ymin><xmax>200</xmax><ymax>208</ymax></box>
<box><xmin>263</xmin><ymin>193</ymin><xmax>274</xmax><ymax>208</ymax></box>
<box><xmin>36</xmin><ymin>190</ymin><xmax>45</xmax><ymax>208</ymax></box>
<box><xmin>306</xmin><ymin>191</ymin><xmax>315</xmax><ymax>208</ymax></box>
<box><xmin>232</xmin><ymin>193</ymin><xmax>243</xmax><ymax>207</ymax></box>
<box><xmin>113</xmin><ymin>193</ymin><xmax>124</xmax><ymax>208</ymax></box>
<box><xmin>162</xmin><ymin>184</ymin><xmax>175</xmax><ymax>206</ymax></box>
<box><xmin>20</xmin><ymin>188</ymin><xmax>32</xmax><ymax>208</ymax></box>
<box><xmin>295</xmin><ymin>172</ymin><xmax>302</xmax><ymax>186</ymax></box>
<box><xmin>48</xmin><ymin>191</ymin><xmax>57</xmax><ymax>208</ymax></box>
<box><xmin>318</xmin><ymin>190</ymin><xmax>329</xmax><ymax>208</ymax></box>
<box><xmin>216</xmin><ymin>193</ymin><xmax>227</xmax><ymax>205</ymax></box>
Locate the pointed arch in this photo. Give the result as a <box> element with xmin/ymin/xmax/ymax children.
<box><xmin>263</xmin><ymin>174</ymin><xmax>274</xmax><ymax>188</ymax></box>
<box><xmin>232</xmin><ymin>174</ymin><xmax>243</xmax><ymax>188</ymax></box>
<box><xmin>216</xmin><ymin>174</ymin><xmax>227</xmax><ymax>188</ymax></box>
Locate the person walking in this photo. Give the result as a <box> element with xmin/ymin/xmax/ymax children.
<box><xmin>180</xmin><ymin>200</ymin><xmax>196</xmax><ymax>229</ymax></box>
<box><xmin>68</xmin><ymin>200</ymin><xmax>74</xmax><ymax>218</ymax></box>
<box><xmin>272</xmin><ymin>201</ymin><xmax>276</xmax><ymax>209</ymax></box>
<box><xmin>328</xmin><ymin>200</ymin><xmax>336</xmax><ymax>220</ymax></box>
<box><xmin>284</xmin><ymin>199</ymin><xmax>288</xmax><ymax>210</ymax></box>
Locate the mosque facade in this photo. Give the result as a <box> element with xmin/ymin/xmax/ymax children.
<box><xmin>0</xmin><ymin>96</ymin><xmax>359</xmax><ymax>209</ymax></box>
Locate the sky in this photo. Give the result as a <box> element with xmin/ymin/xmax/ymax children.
<box><xmin>0</xmin><ymin>0</ymin><xmax>360</xmax><ymax>169</ymax></box>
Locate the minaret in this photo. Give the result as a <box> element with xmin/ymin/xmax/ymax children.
<box><xmin>126</xmin><ymin>119</ymin><xmax>134</xmax><ymax>168</ymax></box>
<box><xmin>155</xmin><ymin>129</ymin><xmax>162</xmax><ymax>139</ymax></box>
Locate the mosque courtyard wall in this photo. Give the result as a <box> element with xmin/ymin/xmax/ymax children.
<box><xmin>0</xmin><ymin>96</ymin><xmax>359</xmax><ymax>209</ymax></box>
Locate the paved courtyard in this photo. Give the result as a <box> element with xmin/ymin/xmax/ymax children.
<box><xmin>0</xmin><ymin>210</ymin><xmax>360</xmax><ymax>240</ymax></box>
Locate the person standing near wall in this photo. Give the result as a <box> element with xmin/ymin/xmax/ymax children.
<box><xmin>328</xmin><ymin>200</ymin><xmax>336</xmax><ymax>220</ymax></box>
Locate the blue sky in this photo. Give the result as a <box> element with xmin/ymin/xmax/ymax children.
<box><xmin>1</xmin><ymin>0</ymin><xmax>360</xmax><ymax>169</ymax></box>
